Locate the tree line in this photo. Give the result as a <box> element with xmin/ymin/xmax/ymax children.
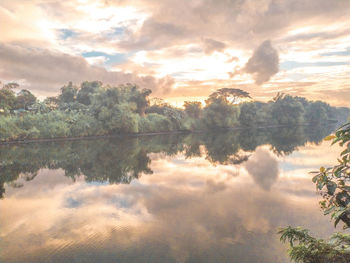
<box><xmin>0</xmin><ymin>81</ymin><xmax>349</xmax><ymax>141</ymax></box>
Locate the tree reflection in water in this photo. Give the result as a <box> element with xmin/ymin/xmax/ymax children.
<box><xmin>0</xmin><ymin>124</ymin><xmax>335</xmax><ymax>198</ymax></box>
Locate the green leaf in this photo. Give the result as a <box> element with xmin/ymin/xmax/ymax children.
<box><xmin>327</xmin><ymin>182</ymin><xmax>337</xmax><ymax>195</ymax></box>
<box><xmin>317</xmin><ymin>181</ymin><xmax>325</xmax><ymax>190</ymax></box>
<box><xmin>335</xmin><ymin>213</ymin><xmax>344</xmax><ymax>228</ymax></box>
<box><xmin>324</xmin><ymin>206</ymin><xmax>336</xmax><ymax>215</ymax></box>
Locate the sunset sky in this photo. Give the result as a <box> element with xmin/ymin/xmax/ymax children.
<box><xmin>1</xmin><ymin>0</ymin><xmax>350</xmax><ymax>106</ymax></box>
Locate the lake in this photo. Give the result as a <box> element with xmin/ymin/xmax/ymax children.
<box><xmin>0</xmin><ymin>125</ymin><xmax>343</xmax><ymax>262</ymax></box>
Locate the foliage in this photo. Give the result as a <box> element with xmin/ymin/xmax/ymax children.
<box><xmin>146</xmin><ymin>101</ymin><xmax>188</xmax><ymax>130</ymax></box>
<box><xmin>143</xmin><ymin>113</ymin><xmax>172</xmax><ymax>132</ymax></box>
<box><xmin>184</xmin><ymin>101</ymin><xmax>202</xmax><ymax>119</ymax></box>
<box><xmin>239</xmin><ymin>102</ymin><xmax>258</xmax><ymax>126</ymax></box>
<box><xmin>43</xmin><ymin>96</ymin><xmax>60</xmax><ymax>111</ymax></box>
<box><xmin>280</xmin><ymin>120</ymin><xmax>350</xmax><ymax>263</ymax></box>
<box><xmin>206</xmin><ymin>88</ymin><xmax>251</xmax><ymax>105</ymax></box>
<box><xmin>0</xmin><ymin>84</ymin><xmax>16</xmax><ymax>114</ymax></box>
<box><xmin>14</xmin><ymin>89</ymin><xmax>36</xmax><ymax>110</ymax></box>
<box><xmin>127</xmin><ymin>84</ymin><xmax>152</xmax><ymax>116</ymax></box>
<box><xmin>59</xmin><ymin>81</ymin><xmax>78</xmax><ymax>104</ymax></box>
<box><xmin>76</xmin><ymin>80</ymin><xmax>102</xmax><ymax>105</ymax></box>
<box><xmin>279</xmin><ymin>227</ymin><xmax>350</xmax><ymax>263</ymax></box>
<box><xmin>0</xmin><ymin>116</ymin><xmax>24</xmax><ymax>140</ymax></box>
<box><xmin>0</xmin><ymin>81</ymin><xmax>348</xmax><ymax>142</ymax></box>
<box><xmin>270</xmin><ymin>93</ymin><xmax>305</xmax><ymax>125</ymax></box>
<box><xmin>311</xmin><ymin>121</ymin><xmax>350</xmax><ymax>228</ymax></box>
<box><xmin>203</xmin><ymin>98</ymin><xmax>240</xmax><ymax>128</ymax></box>
<box><xmin>304</xmin><ymin>101</ymin><xmax>330</xmax><ymax>124</ymax></box>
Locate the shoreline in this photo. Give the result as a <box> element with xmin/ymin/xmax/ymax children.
<box><xmin>0</xmin><ymin>123</ymin><xmax>335</xmax><ymax>146</ymax></box>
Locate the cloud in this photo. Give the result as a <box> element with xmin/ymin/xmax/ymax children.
<box><xmin>1</xmin><ymin>0</ymin><xmax>350</xmax><ymax>105</ymax></box>
<box><xmin>313</xmin><ymin>88</ymin><xmax>350</xmax><ymax>107</ymax></box>
<box><xmin>1</xmin><ymin>160</ymin><xmax>333</xmax><ymax>262</ymax></box>
<box><xmin>244</xmin><ymin>147</ymin><xmax>279</xmax><ymax>190</ymax></box>
<box><xmin>118</xmin><ymin>19</ymin><xmax>190</xmax><ymax>51</ymax></box>
<box><xmin>243</xmin><ymin>40</ymin><xmax>279</xmax><ymax>85</ymax></box>
<box><xmin>111</xmin><ymin>0</ymin><xmax>350</xmax><ymax>52</ymax></box>
<box><xmin>320</xmin><ymin>47</ymin><xmax>350</xmax><ymax>57</ymax></box>
<box><xmin>202</xmin><ymin>38</ymin><xmax>226</xmax><ymax>54</ymax></box>
<box><xmin>282</xmin><ymin>29</ymin><xmax>350</xmax><ymax>43</ymax></box>
<box><xmin>0</xmin><ymin>43</ymin><xmax>174</xmax><ymax>96</ymax></box>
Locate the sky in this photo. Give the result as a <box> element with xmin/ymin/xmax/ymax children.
<box><xmin>1</xmin><ymin>0</ymin><xmax>350</xmax><ymax>106</ymax></box>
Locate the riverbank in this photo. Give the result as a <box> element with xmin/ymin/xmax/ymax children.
<box><xmin>0</xmin><ymin>122</ymin><xmax>336</xmax><ymax>146</ymax></box>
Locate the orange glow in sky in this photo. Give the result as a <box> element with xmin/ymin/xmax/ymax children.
<box><xmin>1</xmin><ymin>0</ymin><xmax>350</xmax><ymax>106</ymax></box>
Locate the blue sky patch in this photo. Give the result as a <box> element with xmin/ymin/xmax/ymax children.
<box><xmin>59</xmin><ymin>29</ymin><xmax>77</xmax><ymax>40</ymax></box>
<box><xmin>82</xmin><ymin>51</ymin><xmax>127</xmax><ymax>65</ymax></box>
<box><xmin>320</xmin><ymin>48</ymin><xmax>350</xmax><ymax>57</ymax></box>
<box><xmin>281</xmin><ymin>61</ymin><xmax>349</xmax><ymax>70</ymax></box>
<box><xmin>107</xmin><ymin>27</ymin><xmax>126</xmax><ymax>38</ymax></box>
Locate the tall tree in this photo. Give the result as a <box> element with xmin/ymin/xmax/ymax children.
<box><xmin>0</xmin><ymin>84</ymin><xmax>16</xmax><ymax>113</ymax></box>
<box><xmin>43</xmin><ymin>96</ymin><xmax>60</xmax><ymax>111</ymax></box>
<box><xmin>239</xmin><ymin>102</ymin><xmax>258</xmax><ymax>126</ymax></box>
<box><xmin>3</xmin><ymin>82</ymin><xmax>19</xmax><ymax>90</ymax></box>
<box><xmin>59</xmin><ymin>82</ymin><xmax>78</xmax><ymax>104</ymax></box>
<box><xmin>128</xmin><ymin>84</ymin><xmax>152</xmax><ymax>117</ymax></box>
<box><xmin>14</xmin><ymin>89</ymin><xmax>36</xmax><ymax>110</ymax></box>
<box><xmin>184</xmin><ymin>101</ymin><xmax>202</xmax><ymax>118</ymax></box>
<box><xmin>77</xmin><ymin>81</ymin><xmax>102</xmax><ymax>105</ymax></box>
<box><xmin>304</xmin><ymin>101</ymin><xmax>330</xmax><ymax>124</ymax></box>
<box><xmin>270</xmin><ymin>93</ymin><xmax>305</xmax><ymax>125</ymax></box>
<box><xmin>206</xmin><ymin>88</ymin><xmax>251</xmax><ymax>105</ymax></box>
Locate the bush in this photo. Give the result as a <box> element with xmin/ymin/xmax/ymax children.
<box><xmin>145</xmin><ymin>113</ymin><xmax>172</xmax><ymax>132</ymax></box>
<box><xmin>0</xmin><ymin>116</ymin><xmax>23</xmax><ymax>141</ymax></box>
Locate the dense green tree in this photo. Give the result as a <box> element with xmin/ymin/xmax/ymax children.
<box><xmin>43</xmin><ymin>96</ymin><xmax>60</xmax><ymax>111</ymax></box>
<box><xmin>203</xmin><ymin>98</ymin><xmax>240</xmax><ymax>128</ymax></box>
<box><xmin>0</xmin><ymin>84</ymin><xmax>16</xmax><ymax>113</ymax></box>
<box><xmin>304</xmin><ymin>101</ymin><xmax>330</xmax><ymax>124</ymax></box>
<box><xmin>239</xmin><ymin>102</ymin><xmax>258</xmax><ymax>126</ymax></box>
<box><xmin>145</xmin><ymin>101</ymin><xmax>187</xmax><ymax>130</ymax></box>
<box><xmin>30</xmin><ymin>101</ymin><xmax>51</xmax><ymax>114</ymax></box>
<box><xmin>77</xmin><ymin>81</ymin><xmax>102</xmax><ymax>105</ymax></box>
<box><xmin>0</xmin><ymin>81</ymin><xmax>347</xmax><ymax>142</ymax></box>
<box><xmin>127</xmin><ymin>84</ymin><xmax>152</xmax><ymax>117</ymax></box>
<box><xmin>14</xmin><ymin>89</ymin><xmax>36</xmax><ymax>110</ymax></box>
<box><xmin>184</xmin><ymin>101</ymin><xmax>202</xmax><ymax>118</ymax></box>
<box><xmin>89</xmin><ymin>85</ymin><xmax>143</xmax><ymax>133</ymax></box>
<box><xmin>59</xmin><ymin>81</ymin><xmax>78</xmax><ymax>104</ymax></box>
<box><xmin>271</xmin><ymin>93</ymin><xmax>305</xmax><ymax>125</ymax></box>
<box><xmin>3</xmin><ymin>82</ymin><xmax>19</xmax><ymax>90</ymax></box>
<box><xmin>202</xmin><ymin>88</ymin><xmax>250</xmax><ymax>129</ymax></box>
<box><xmin>206</xmin><ymin>88</ymin><xmax>251</xmax><ymax>105</ymax></box>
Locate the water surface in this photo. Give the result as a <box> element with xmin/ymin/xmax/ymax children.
<box><xmin>0</xmin><ymin>126</ymin><xmax>343</xmax><ymax>262</ymax></box>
